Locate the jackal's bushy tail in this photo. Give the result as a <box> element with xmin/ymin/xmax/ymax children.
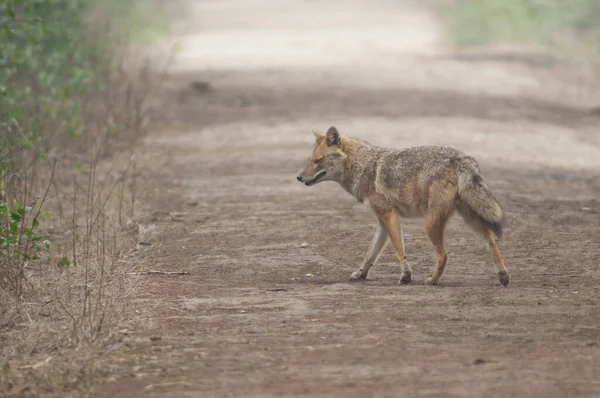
<box><xmin>457</xmin><ymin>161</ymin><xmax>503</xmax><ymax>239</ymax></box>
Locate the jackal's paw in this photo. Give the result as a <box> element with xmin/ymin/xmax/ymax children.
<box><xmin>398</xmin><ymin>272</ymin><xmax>412</xmax><ymax>285</ymax></box>
<box><xmin>498</xmin><ymin>271</ymin><xmax>510</xmax><ymax>287</ymax></box>
<box><xmin>349</xmin><ymin>270</ymin><xmax>368</xmax><ymax>281</ymax></box>
<box><xmin>424</xmin><ymin>276</ymin><xmax>438</xmax><ymax>285</ymax></box>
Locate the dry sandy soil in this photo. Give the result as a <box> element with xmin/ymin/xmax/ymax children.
<box><xmin>95</xmin><ymin>0</ymin><xmax>600</xmax><ymax>396</ymax></box>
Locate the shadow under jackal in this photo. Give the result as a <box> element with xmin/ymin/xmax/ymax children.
<box><xmin>296</xmin><ymin>126</ymin><xmax>509</xmax><ymax>287</ymax></box>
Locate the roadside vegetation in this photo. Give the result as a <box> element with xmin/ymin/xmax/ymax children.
<box><xmin>440</xmin><ymin>0</ymin><xmax>600</xmax><ymax>67</ymax></box>
<box><xmin>1</xmin><ymin>0</ymin><xmax>170</xmax><ymax>395</ymax></box>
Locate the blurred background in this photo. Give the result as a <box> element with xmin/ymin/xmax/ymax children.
<box><xmin>442</xmin><ymin>0</ymin><xmax>600</xmax><ymax>65</ymax></box>
<box><xmin>2</xmin><ymin>1</ymin><xmax>600</xmax><ymax>397</ymax></box>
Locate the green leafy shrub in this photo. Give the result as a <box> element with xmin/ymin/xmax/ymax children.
<box><xmin>0</xmin><ymin>0</ymin><xmax>151</xmax><ymax>174</ymax></box>
<box><xmin>0</xmin><ymin>0</ymin><xmax>101</xmax><ymax>297</ymax></box>
<box><xmin>0</xmin><ymin>198</ymin><xmax>49</xmax><ymax>297</ymax></box>
<box><xmin>0</xmin><ymin>2</ymin><xmax>167</xmax><ymax>394</ymax></box>
<box><xmin>2</xmin><ymin>0</ymin><xmax>92</xmax><ymax>167</ymax></box>
<box><xmin>442</xmin><ymin>0</ymin><xmax>600</xmax><ymax>61</ymax></box>
<box><xmin>0</xmin><ymin>0</ymin><xmax>163</xmax><ymax>300</ymax></box>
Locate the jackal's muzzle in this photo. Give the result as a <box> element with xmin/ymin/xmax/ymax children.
<box><xmin>296</xmin><ymin>170</ymin><xmax>327</xmax><ymax>186</ymax></box>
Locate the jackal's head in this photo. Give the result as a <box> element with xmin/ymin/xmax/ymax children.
<box><xmin>297</xmin><ymin>126</ymin><xmax>347</xmax><ymax>186</ymax></box>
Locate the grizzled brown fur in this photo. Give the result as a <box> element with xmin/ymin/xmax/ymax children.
<box><xmin>297</xmin><ymin>126</ymin><xmax>509</xmax><ymax>287</ymax></box>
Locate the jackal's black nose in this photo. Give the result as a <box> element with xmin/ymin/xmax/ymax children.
<box><xmin>296</xmin><ymin>175</ymin><xmax>303</xmax><ymax>182</ymax></box>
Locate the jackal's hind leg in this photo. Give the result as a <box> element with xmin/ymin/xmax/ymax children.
<box><xmin>483</xmin><ymin>229</ymin><xmax>510</xmax><ymax>287</ymax></box>
<box><xmin>424</xmin><ymin>209</ymin><xmax>451</xmax><ymax>285</ymax></box>
<box><xmin>350</xmin><ymin>221</ymin><xmax>388</xmax><ymax>280</ymax></box>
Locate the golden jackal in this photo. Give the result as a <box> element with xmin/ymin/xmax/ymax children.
<box><xmin>296</xmin><ymin>126</ymin><xmax>509</xmax><ymax>287</ymax></box>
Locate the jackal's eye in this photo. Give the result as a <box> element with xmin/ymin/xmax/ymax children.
<box><xmin>313</xmin><ymin>158</ymin><xmax>322</xmax><ymax>165</ymax></box>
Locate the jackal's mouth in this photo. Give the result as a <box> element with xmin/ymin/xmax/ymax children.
<box><xmin>304</xmin><ymin>170</ymin><xmax>327</xmax><ymax>186</ymax></box>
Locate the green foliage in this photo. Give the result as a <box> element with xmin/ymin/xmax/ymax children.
<box><xmin>0</xmin><ymin>1</ymin><xmax>103</xmax><ymax>290</ymax></box>
<box><xmin>0</xmin><ymin>0</ymin><xmax>168</xmax><ymax>298</ymax></box>
<box><xmin>0</xmin><ymin>0</ymin><xmax>165</xmax><ymax>173</ymax></box>
<box><xmin>443</xmin><ymin>0</ymin><xmax>600</xmax><ymax>59</ymax></box>
<box><xmin>0</xmin><ymin>199</ymin><xmax>49</xmax><ymax>295</ymax></box>
<box><xmin>0</xmin><ymin>0</ymin><xmax>98</xmax><ymax>172</ymax></box>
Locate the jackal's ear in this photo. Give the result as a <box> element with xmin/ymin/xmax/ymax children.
<box><xmin>326</xmin><ymin>126</ymin><xmax>340</xmax><ymax>147</ymax></box>
<box><xmin>312</xmin><ymin>129</ymin><xmax>325</xmax><ymax>143</ymax></box>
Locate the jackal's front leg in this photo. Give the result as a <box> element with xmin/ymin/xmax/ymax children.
<box><xmin>349</xmin><ymin>221</ymin><xmax>388</xmax><ymax>280</ymax></box>
<box><xmin>380</xmin><ymin>209</ymin><xmax>413</xmax><ymax>284</ymax></box>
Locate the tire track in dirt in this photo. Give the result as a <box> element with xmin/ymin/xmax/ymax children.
<box><xmin>97</xmin><ymin>1</ymin><xmax>600</xmax><ymax>397</ymax></box>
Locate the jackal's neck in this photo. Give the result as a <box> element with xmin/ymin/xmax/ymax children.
<box><xmin>338</xmin><ymin>137</ymin><xmax>379</xmax><ymax>201</ymax></box>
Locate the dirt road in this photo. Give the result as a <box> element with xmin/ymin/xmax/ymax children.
<box><xmin>99</xmin><ymin>1</ymin><xmax>600</xmax><ymax>396</ymax></box>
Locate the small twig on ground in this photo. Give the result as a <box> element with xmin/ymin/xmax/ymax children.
<box><xmin>127</xmin><ymin>270</ymin><xmax>190</xmax><ymax>276</ymax></box>
<box><xmin>18</xmin><ymin>356</ymin><xmax>52</xmax><ymax>370</ymax></box>
<box><xmin>144</xmin><ymin>381</ymin><xmax>191</xmax><ymax>391</ymax></box>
